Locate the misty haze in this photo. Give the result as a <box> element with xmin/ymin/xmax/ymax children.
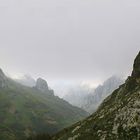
<box><xmin>0</xmin><ymin>0</ymin><xmax>140</xmax><ymax>140</ymax></box>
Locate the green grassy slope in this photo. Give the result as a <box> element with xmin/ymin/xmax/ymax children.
<box><xmin>0</xmin><ymin>76</ymin><xmax>88</xmax><ymax>140</ymax></box>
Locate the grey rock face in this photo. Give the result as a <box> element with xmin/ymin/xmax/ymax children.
<box><xmin>125</xmin><ymin>52</ymin><xmax>140</xmax><ymax>90</ymax></box>
<box><xmin>132</xmin><ymin>51</ymin><xmax>140</xmax><ymax>78</ymax></box>
<box><xmin>36</xmin><ymin>78</ymin><xmax>49</xmax><ymax>92</ymax></box>
<box><xmin>83</xmin><ymin>76</ymin><xmax>124</xmax><ymax>113</ymax></box>
<box><xmin>62</xmin><ymin>76</ymin><xmax>123</xmax><ymax>114</ymax></box>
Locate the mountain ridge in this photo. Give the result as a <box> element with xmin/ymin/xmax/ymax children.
<box><xmin>52</xmin><ymin>51</ymin><xmax>140</xmax><ymax>140</ymax></box>
<box><xmin>83</xmin><ymin>76</ymin><xmax>124</xmax><ymax>113</ymax></box>
<box><xmin>0</xmin><ymin>69</ymin><xmax>88</xmax><ymax>140</ymax></box>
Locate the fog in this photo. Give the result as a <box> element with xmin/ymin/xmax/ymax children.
<box><xmin>0</xmin><ymin>0</ymin><xmax>140</xmax><ymax>89</ymax></box>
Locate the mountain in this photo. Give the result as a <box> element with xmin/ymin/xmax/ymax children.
<box><xmin>35</xmin><ymin>78</ymin><xmax>49</xmax><ymax>92</ymax></box>
<box><xmin>0</xmin><ymin>70</ymin><xmax>88</xmax><ymax>140</ymax></box>
<box><xmin>63</xmin><ymin>85</ymin><xmax>93</xmax><ymax>109</ymax></box>
<box><xmin>63</xmin><ymin>76</ymin><xmax>123</xmax><ymax>114</ymax></box>
<box><xmin>83</xmin><ymin>76</ymin><xmax>124</xmax><ymax>113</ymax></box>
<box><xmin>17</xmin><ymin>75</ymin><xmax>123</xmax><ymax>114</ymax></box>
<box><xmin>52</xmin><ymin>51</ymin><xmax>140</xmax><ymax>140</ymax></box>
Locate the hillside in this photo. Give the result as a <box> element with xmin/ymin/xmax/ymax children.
<box><xmin>52</xmin><ymin>51</ymin><xmax>140</xmax><ymax>140</ymax></box>
<box><xmin>0</xmin><ymin>69</ymin><xmax>88</xmax><ymax>140</ymax></box>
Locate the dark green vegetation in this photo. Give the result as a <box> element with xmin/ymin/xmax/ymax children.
<box><xmin>0</xmin><ymin>70</ymin><xmax>88</xmax><ymax>140</ymax></box>
<box><xmin>50</xmin><ymin>51</ymin><xmax>140</xmax><ymax>140</ymax></box>
<box><xmin>27</xmin><ymin>133</ymin><xmax>51</xmax><ymax>140</ymax></box>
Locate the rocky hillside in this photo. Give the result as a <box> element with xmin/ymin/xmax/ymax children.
<box><xmin>52</xmin><ymin>51</ymin><xmax>140</xmax><ymax>140</ymax></box>
<box><xmin>0</xmin><ymin>70</ymin><xmax>88</xmax><ymax>140</ymax></box>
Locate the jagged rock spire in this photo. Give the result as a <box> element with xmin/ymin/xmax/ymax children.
<box><xmin>131</xmin><ymin>51</ymin><xmax>140</xmax><ymax>78</ymax></box>
<box><xmin>36</xmin><ymin>78</ymin><xmax>49</xmax><ymax>92</ymax></box>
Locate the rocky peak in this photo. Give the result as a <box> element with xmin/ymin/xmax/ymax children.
<box><xmin>125</xmin><ymin>52</ymin><xmax>140</xmax><ymax>90</ymax></box>
<box><xmin>131</xmin><ymin>51</ymin><xmax>140</xmax><ymax>78</ymax></box>
<box><xmin>0</xmin><ymin>68</ymin><xmax>7</xmax><ymax>88</ymax></box>
<box><xmin>36</xmin><ymin>78</ymin><xmax>49</xmax><ymax>92</ymax></box>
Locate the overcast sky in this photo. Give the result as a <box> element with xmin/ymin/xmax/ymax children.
<box><xmin>0</xmin><ymin>0</ymin><xmax>140</xmax><ymax>87</ymax></box>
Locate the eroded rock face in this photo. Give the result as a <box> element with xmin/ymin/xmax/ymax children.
<box><xmin>0</xmin><ymin>68</ymin><xmax>7</xmax><ymax>88</ymax></box>
<box><xmin>125</xmin><ymin>52</ymin><xmax>140</xmax><ymax>90</ymax></box>
<box><xmin>36</xmin><ymin>78</ymin><xmax>49</xmax><ymax>92</ymax></box>
<box><xmin>132</xmin><ymin>51</ymin><xmax>140</xmax><ymax>78</ymax></box>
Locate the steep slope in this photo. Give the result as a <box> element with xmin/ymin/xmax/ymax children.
<box><xmin>52</xmin><ymin>51</ymin><xmax>140</xmax><ymax>140</ymax></box>
<box><xmin>0</xmin><ymin>70</ymin><xmax>88</xmax><ymax>140</ymax></box>
<box><xmin>83</xmin><ymin>76</ymin><xmax>124</xmax><ymax>113</ymax></box>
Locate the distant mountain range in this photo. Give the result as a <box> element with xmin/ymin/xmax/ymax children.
<box><xmin>52</xmin><ymin>51</ymin><xmax>140</xmax><ymax>140</ymax></box>
<box><xmin>63</xmin><ymin>76</ymin><xmax>124</xmax><ymax>113</ymax></box>
<box><xmin>83</xmin><ymin>76</ymin><xmax>124</xmax><ymax>113</ymax></box>
<box><xmin>15</xmin><ymin>74</ymin><xmax>124</xmax><ymax>114</ymax></box>
<box><xmin>0</xmin><ymin>69</ymin><xmax>88</xmax><ymax>140</ymax></box>
<box><xmin>63</xmin><ymin>85</ymin><xmax>93</xmax><ymax>109</ymax></box>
